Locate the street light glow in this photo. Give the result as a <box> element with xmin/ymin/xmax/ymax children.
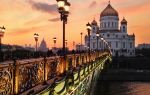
<box><xmin>101</xmin><ymin>38</ymin><xmax>104</xmax><ymax>40</ymax></box>
<box><xmin>96</xmin><ymin>34</ymin><xmax>99</xmax><ymax>37</ymax></box>
<box><xmin>64</xmin><ymin>2</ymin><xmax>70</xmax><ymax>12</ymax></box>
<box><xmin>34</xmin><ymin>33</ymin><xmax>39</xmax><ymax>39</ymax></box>
<box><xmin>86</xmin><ymin>22</ymin><xmax>91</xmax><ymax>30</ymax></box>
<box><xmin>57</xmin><ymin>0</ymin><xmax>65</xmax><ymax>8</ymax></box>
<box><xmin>53</xmin><ymin>37</ymin><xmax>57</xmax><ymax>41</ymax></box>
<box><xmin>0</xmin><ymin>26</ymin><xmax>5</xmax><ymax>37</ymax></box>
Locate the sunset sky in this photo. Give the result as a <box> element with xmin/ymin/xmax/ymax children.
<box><xmin>0</xmin><ymin>0</ymin><xmax>150</xmax><ymax>49</ymax></box>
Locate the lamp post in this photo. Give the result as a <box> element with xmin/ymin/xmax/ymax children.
<box><xmin>86</xmin><ymin>22</ymin><xmax>91</xmax><ymax>53</ymax></box>
<box><xmin>80</xmin><ymin>32</ymin><xmax>83</xmax><ymax>45</ymax></box>
<box><xmin>53</xmin><ymin>37</ymin><xmax>57</xmax><ymax>48</ymax></box>
<box><xmin>86</xmin><ymin>22</ymin><xmax>91</xmax><ymax>62</ymax></box>
<box><xmin>56</xmin><ymin>0</ymin><xmax>70</xmax><ymax>58</ymax></box>
<box><xmin>34</xmin><ymin>33</ymin><xmax>39</xmax><ymax>52</ymax></box>
<box><xmin>100</xmin><ymin>38</ymin><xmax>104</xmax><ymax>52</ymax></box>
<box><xmin>73</xmin><ymin>41</ymin><xmax>75</xmax><ymax>51</ymax></box>
<box><xmin>0</xmin><ymin>26</ymin><xmax>5</xmax><ymax>62</ymax></box>
<box><xmin>96</xmin><ymin>32</ymin><xmax>99</xmax><ymax>51</ymax></box>
<box><xmin>80</xmin><ymin>32</ymin><xmax>83</xmax><ymax>52</ymax></box>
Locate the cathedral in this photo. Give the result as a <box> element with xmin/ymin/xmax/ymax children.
<box><xmin>38</xmin><ymin>38</ymin><xmax>48</xmax><ymax>52</ymax></box>
<box><xmin>85</xmin><ymin>2</ymin><xmax>135</xmax><ymax>57</ymax></box>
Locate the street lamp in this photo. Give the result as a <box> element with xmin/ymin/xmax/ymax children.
<box><xmin>34</xmin><ymin>33</ymin><xmax>39</xmax><ymax>52</ymax></box>
<box><xmin>86</xmin><ymin>22</ymin><xmax>91</xmax><ymax>53</ymax></box>
<box><xmin>56</xmin><ymin>0</ymin><xmax>71</xmax><ymax>58</ymax></box>
<box><xmin>53</xmin><ymin>37</ymin><xmax>57</xmax><ymax>48</ymax></box>
<box><xmin>86</xmin><ymin>22</ymin><xmax>91</xmax><ymax>62</ymax></box>
<box><xmin>0</xmin><ymin>26</ymin><xmax>5</xmax><ymax>62</ymax></box>
<box><xmin>96</xmin><ymin>32</ymin><xmax>99</xmax><ymax>51</ymax></box>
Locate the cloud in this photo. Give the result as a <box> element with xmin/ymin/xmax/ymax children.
<box><xmin>27</xmin><ymin>0</ymin><xmax>57</xmax><ymax>15</ymax></box>
<box><xmin>117</xmin><ymin>0</ymin><xmax>150</xmax><ymax>15</ymax></box>
<box><xmin>8</xmin><ymin>25</ymin><xmax>47</xmax><ymax>36</ymax></box>
<box><xmin>48</xmin><ymin>17</ymin><xmax>60</xmax><ymax>22</ymax></box>
<box><xmin>89</xmin><ymin>1</ymin><xmax>97</xmax><ymax>8</ymax></box>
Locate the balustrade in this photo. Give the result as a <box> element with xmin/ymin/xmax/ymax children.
<box><xmin>0</xmin><ymin>51</ymin><xmax>111</xmax><ymax>95</ymax></box>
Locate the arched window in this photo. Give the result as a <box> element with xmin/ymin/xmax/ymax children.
<box><xmin>123</xmin><ymin>42</ymin><xmax>125</xmax><ymax>48</ymax></box>
<box><xmin>107</xmin><ymin>34</ymin><xmax>110</xmax><ymax>37</ymax></box>
<box><xmin>104</xmin><ymin>22</ymin><xmax>106</xmax><ymax>28</ymax></box>
<box><xmin>123</xmin><ymin>26</ymin><xmax>125</xmax><ymax>32</ymax></box>
<box><xmin>116</xmin><ymin>35</ymin><xmax>118</xmax><ymax>38</ymax></box>
<box><xmin>108</xmin><ymin>22</ymin><xmax>110</xmax><ymax>27</ymax></box>
<box><xmin>93</xmin><ymin>27</ymin><xmax>95</xmax><ymax>30</ymax></box>
<box><xmin>130</xmin><ymin>43</ymin><xmax>132</xmax><ymax>48</ymax></box>
<box><xmin>93</xmin><ymin>42</ymin><xmax>95</xmax><ymax>49</ymax></box>
<box><xmin>116</xmin><ymin>42</ymin><xmax>118</xmax><ymax>48</ymax></box>
<box><xmin>123</xmin><ymin>35</ymin><xmax>125</xmax><ymax>38</ymax></box>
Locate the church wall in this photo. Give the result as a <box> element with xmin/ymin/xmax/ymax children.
<box><xmin>100</xmin><ymin>16</ymin><xmax>119</xmax><ymax>30</ymax></box>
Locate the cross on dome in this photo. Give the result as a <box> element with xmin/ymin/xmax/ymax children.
<box><xmin>109</xmin><ymin>0</ymin><xmax>110</xmax><ymax>4</ymax></box>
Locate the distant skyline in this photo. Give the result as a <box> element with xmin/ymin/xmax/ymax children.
<box><xmin>0</xmin><ymin>0</ymin><xmax>150</xmax><ymax>49</ymax></box>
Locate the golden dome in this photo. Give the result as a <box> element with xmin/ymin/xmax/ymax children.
<box><xmin>121</xmin><ymin>17</ymin><xmax>127</xmax><ymax>24</ymax></box>
<box><xmin>91</xmin><ymin>19</ymin><xmax>97</xmax><ymax>25</ymax></box>
<box><xmin>100</xmin><ymin>3</ymin><xmax>118</xmax><ymax>17</ymax></box>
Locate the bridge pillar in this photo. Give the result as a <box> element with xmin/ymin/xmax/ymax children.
<box><xmin>12</xmin><ymin>59</ymin><xmax>19</xmax><ymax>95</ymax></box>
<box><xmin>44</xmin><ymin>57</ymin><xmax>48</xmax><ymax>82</ymax></box>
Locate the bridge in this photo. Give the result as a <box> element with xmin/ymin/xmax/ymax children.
<box><xmin>0</xmin><ymin>51</ymin><xmax>112</xmax><ymax>95</ymax></box>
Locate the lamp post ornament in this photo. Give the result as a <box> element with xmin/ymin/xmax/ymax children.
<box><xmin>34</xmin><ymin>33</ymin><xmax>39</xmax><ymax>52</ymax></box>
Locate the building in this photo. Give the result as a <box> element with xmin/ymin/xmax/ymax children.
<box><xmin>85</xmin><ymin>2</ymin><xmax>135</xmax><ymax>57</ymax></box>
<box><xmin>137</xmin><ymin>44</ymin><xmax>150</xmax><ymax>49</ymax></box>
<box><xmin>24</xmin><ymin>44</ymin><xmax>34</xmax><ymax>51</ymax></box>
<box><xmin>76</xmin><ymin>44</ymin><xmax>87</xmax><ymax>51</ymax></box>
<box><xmin>38</xmin><ymin>38</ymin><xmax>48</xmax><ymax>52</ymax></box>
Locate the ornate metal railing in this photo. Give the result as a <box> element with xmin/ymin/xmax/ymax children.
<box><xmin>0</xmin><ymin>51</ymin><xmax>111</xmax><ymax>95</ymax></box>
<box><xmin>38</xmin><ymin>52</ymin><xmax>112</xmax><ymax>95</ymax></box>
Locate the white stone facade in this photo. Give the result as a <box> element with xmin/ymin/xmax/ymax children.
<box><xmin>85</xmin><ymin>3</ymin><xmax>135</xmax><ymax>57</ymax></box>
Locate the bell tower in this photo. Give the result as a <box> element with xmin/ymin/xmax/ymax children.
<box><xmin>120</xmin><ymin>17</ymin><xmax>127</xmax><ymax>33</ymax></box>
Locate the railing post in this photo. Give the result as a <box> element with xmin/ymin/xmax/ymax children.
<box><xmin>79</xmin><ymin>54</ymin><xmax>82</xmax><ymax>65</ymax></box>
<box><xmin>44</xmin><ymin>57</ymin><xmax>47</xmax><ymax>83</ymax></box>
<box><xmin>73</xmin><ymin>54</ymin><xmax>76</xmax><ymax>68</ymax></box>
<box><xmin>13</xmin><ymin>59</ymin><xmax>19</xmax><ymax>95</ymax></box>
<box><xmin>66</xmin><ymin>56</ymin><xmax>69</xmax><ymax>71</ymax></box>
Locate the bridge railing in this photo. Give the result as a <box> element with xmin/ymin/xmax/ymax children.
<box><xmin>38</xmin><ymin>54</ymin><xmax>111</xmax><ymax>95</ymax></box>
<box><xmin>0</xmin><ymin>51</ymin><xmax>111</xmax><ymax>95</ymax></box>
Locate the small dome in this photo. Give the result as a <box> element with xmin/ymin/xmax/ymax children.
<box><xmin>121</xmin><ymin>17</ymin><xmax>127</xmax><ymax>24</ymax></box>
<box><xmin>100</xmin><ymin>3</ymin><xmax>118</xmax><ymax>17</ymax></box>
<box><xmin>91</xmin><ymin>19</ymin><xmax>97</xmax><ymax>25</ymax></box>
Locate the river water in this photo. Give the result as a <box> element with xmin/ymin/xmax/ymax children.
<box><xmin>94</xmin><ymin>82</ymin><xmax>150</xmax><ymax>95</ymax></box>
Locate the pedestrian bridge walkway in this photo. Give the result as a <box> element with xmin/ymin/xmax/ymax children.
<box><xmin>0</xmin><ymin>51</ymin><xmax>112</xmax><ymax>95</ymax></box>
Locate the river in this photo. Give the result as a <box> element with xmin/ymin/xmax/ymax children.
<box><xmin>94</xmin><ymin>82</ymin><xmax>150</xmax><ymax>95</ymax></box>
